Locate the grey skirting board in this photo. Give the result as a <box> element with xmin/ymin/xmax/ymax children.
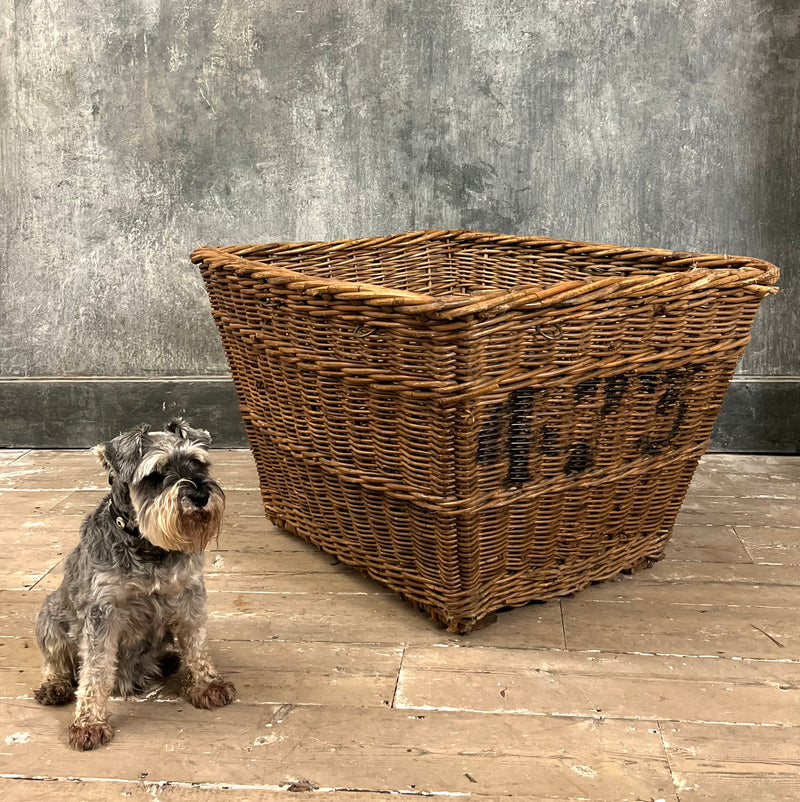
<box><xmin>0</xmin><ymin>377</ymin><xmax>797</xmax><ymax>453</ymax></box>
<box><xmin>0</xmin><ymin>378</ymin><xmax>247</xmax><ymax>449</ymax></box>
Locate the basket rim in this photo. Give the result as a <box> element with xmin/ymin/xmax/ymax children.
<box><xmin>191</xmin><ymin>228</ymin><xmax>779</xmax><ymax>319</ymax></box>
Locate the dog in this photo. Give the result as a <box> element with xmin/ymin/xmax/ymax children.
<box><xmin>34</xmin><ymin>419</ymin><xmax>236</xmax><ymax>750</ymax></box>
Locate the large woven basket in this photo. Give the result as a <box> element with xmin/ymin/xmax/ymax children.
<box><xmin>192</xmin><ymin>230</ymin><xmax>779</xmax><ymax>633</ymax></box>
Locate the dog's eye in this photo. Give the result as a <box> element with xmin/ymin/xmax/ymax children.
<box><xmin>146</xmin><ymin>471</ymin><xmax>164</xmax><ymax>484</ymax></box>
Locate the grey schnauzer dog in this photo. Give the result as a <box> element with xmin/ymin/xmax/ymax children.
<box><xmin>34</xmin><ymin>419</ymin><xmax>235</xmax><ymax>750</ymax></box>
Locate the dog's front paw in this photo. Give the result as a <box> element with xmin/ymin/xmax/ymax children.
<box><xmin>34</xmin><ymin>679</ymin><xmax>76</xmax><ymax>706</ymax></box>
<box><xmin>187</xmin><ymin>678</ymin><xmax>237</xmax><ymax>710</ymax></box>
<box><xmin>68</xmin><ymin>720</ymin><xmax>114</xmax><ymax>751</ymax></box>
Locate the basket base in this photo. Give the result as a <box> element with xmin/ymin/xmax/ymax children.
<box><xmin>441</xmin><ymin>552</ymin><xmax>665</xmax><ymax>635</ymax></box>
<box><xmin>268</xmin><ymin>512</ymin><xmax>668</xmax><ymax>635</ymax></box>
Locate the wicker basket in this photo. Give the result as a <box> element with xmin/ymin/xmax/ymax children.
<box><xmin>192</xmin><ymin>229</ymin><xmax>779</xmax><ymax>633</ymax></box>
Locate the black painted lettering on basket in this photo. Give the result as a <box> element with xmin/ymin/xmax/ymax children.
<box><xmin>506</xmin><ymin>387</ymin><xmax>538</xmax><ymax>484</ymax></box>
<box><xmin>476</xmin><ymin>393</ymin><xmax>517</xmax><ymax>465</ymax></box>
<box><xmin>601</xmin><ymin>374</ymin><xmax>629</xmax><ymax>416</ymax></box>
<box><xmin>476</xmin><ymin>387</ymin><xmax>538</xmax><ymax>484</ymax></box>
<box><xmin>639</xmin><ymin>371</ymin><xmax>661</xmax><ymax>394</ymax></box>
<box><xmin>637</xmin><ymin>366</ymin><xmax>697</xmax><ymax>455</ymax></box>
<box><xmin>655</xmin><ymin>383</ymin><xmax>681</xmax><ymax>416</ymax></box>
<box><xmin>574</xmin><ymin>378</ymin><xmax>601</xmax><ymax>403</ymax></box>
<box><xmin>565</xmin><ymin>441</ymin><xmax>594</xmax><ymax>474</ymax></box>
<box><xmin>638</xmin><ymin>401</ymin><xmax>689</xmax><ymax>456</ymax></box>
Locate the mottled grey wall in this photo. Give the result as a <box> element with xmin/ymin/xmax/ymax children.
<box><xmin>1</xmin><ymin>1</ymin><xmax>798</xmax><ymax>447</ymax></box>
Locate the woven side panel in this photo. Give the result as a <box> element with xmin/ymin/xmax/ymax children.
<box><xmin>201</xmin><ymin>264</ymin><xmax>473</xmax><ymax>604</ymax></box>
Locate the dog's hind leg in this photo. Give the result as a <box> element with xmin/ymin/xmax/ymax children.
<box><xmin>34</xmin><ymin>591</ymin><xmax>77</xmax><ymax>706</ymax></box>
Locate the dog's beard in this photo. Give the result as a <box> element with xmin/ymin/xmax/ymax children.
<box><xmin>135</xmin><ymin>480</ymin><xmax>225</xmax><ymax>554</ymax></box>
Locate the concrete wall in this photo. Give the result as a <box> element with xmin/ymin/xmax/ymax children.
<box><xmin>1</xmin><ymin>1</ymin><xmax>798</xmax><ymax>449</ymax></box>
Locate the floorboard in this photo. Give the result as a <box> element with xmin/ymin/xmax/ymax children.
<box><xmin>0</xmin><ymin>448</ymin><xmax>798</xmax><ymax>801</ymax></box>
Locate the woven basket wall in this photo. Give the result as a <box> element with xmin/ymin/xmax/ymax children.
<box><xmin>192</xmin><ymin>229</ymin><xmax>779</xmax><ymax>633</ymax></box>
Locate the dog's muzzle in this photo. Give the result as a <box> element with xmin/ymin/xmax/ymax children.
<box><xmin>137</xmin><ymin>479</ymin><xmax>226</xmax><ymax>553</ymax></box>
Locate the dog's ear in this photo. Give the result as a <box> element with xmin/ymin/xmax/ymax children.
<box><xmin>166</xmin><ymin>418</ymin><xmax>212</xmax><ymax>447</ymax></box>
<box><xmin>98</xmin><ymin>424</ymin><xmax>152</xmax><ymax>483</ymax></box>
<box><xmin>92</xmin><ymin>444</ymin><xmax>113</xmax><ymax>481</ymax></box>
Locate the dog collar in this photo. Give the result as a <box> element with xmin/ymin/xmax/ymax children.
<box><xmin>106</xmin><ymin>500</ymin><xmax>137</xmax><ymax>534</ymax></box>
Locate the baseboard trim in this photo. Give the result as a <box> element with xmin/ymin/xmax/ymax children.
<box><xmin>708</xmin><ymin>379</ymin><xmax>799</xmax><ymax>454</ymax></box>
<box><xmin>0</xmin><ymin>377</ymin><xmax>247</xmax><ymax>448</ymax></box>
<box><xmin>0</xmin><ymin>377</ymin><xmax>797</xmax><ymax>453</ymax></box>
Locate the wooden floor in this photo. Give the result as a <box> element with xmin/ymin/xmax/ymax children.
<box><xmin>0</xmin><ymin>449</ymin><xmax>798</xmax><ymax>801</ymax></box>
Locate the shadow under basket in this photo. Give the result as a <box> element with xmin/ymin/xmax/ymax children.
<box><xmin>192</xmin><ymin>229</ymin><xmax>779</xmax><ymax>633</ymax></box>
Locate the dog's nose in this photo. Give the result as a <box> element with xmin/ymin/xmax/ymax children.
<box><xmin>188</xmin><ymin>487</ymin><xmax>210</xmax><ymax>507</ymax></box>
